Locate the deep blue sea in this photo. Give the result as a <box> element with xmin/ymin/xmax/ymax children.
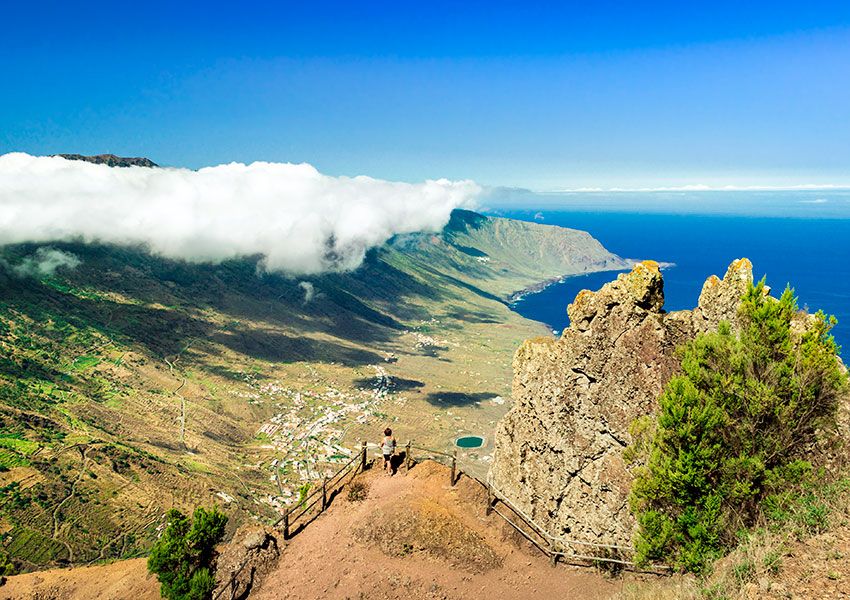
<box><xmin>499</xmin><ymin>208</ymin><xmax>850</xmax><ymax>358</ymax></box>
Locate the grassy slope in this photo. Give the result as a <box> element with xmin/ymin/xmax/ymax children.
<box><xmin>0</xmin><ymin>210</ymin><xmax>624</xmax><ymax>571</ymax></box>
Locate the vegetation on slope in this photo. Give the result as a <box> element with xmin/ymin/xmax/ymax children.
<box><xmin>628</xmin><ymin>281</ymin><xmax>847</xmax><ymax>573</ymax></box>
<box><xmin>0</xmin><ymin>210</ymin><xmax>622</xmax><ymax>572</ymax></box>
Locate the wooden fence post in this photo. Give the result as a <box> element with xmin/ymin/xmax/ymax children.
<box><xmin>450</xmin><ymin>450</ymin><xmax>457</xmax><ymax>486</ymax></box>
<box><xmin>321</xmin><ymin>476</ymin><xmax>328</xmax><ymax>510</ymax></box>
<box><xmin>405</xmin><ymin>441</ymin><xmax>412</xmax><ymax>471</ymax></box>
<box><xmin>360</xmin><ymin>441</ymin><xmax>367</xmax><ymax>471</ymax></box>
<box><xmin>282</xmin><ymin>509</ymin><xmax>290</xmax><ymax>540</ymax></box>
<box><xmin>485</xmin><ymin>483</ymin><xmax>494</xmax><ymax>515</ymax></box>
<box><xmin>549</xmin><ymin>542</ymin><xmax>559</xmax><ymax>567</ymax></box>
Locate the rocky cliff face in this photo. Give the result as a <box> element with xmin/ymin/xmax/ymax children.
<box><xmin>488</xmin><ymin>258</ymin><xmax>755</xmax><ymax>547</ymax></box>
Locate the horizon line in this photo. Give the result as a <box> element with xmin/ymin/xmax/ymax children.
<box><xmin>535</xmin><ymin>183</ymin><xmax>850</xmax><ymax>194</ymax></box>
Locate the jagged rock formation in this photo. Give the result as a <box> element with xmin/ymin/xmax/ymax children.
<box><xmin>488</xmin><ymin>259</ymin><xmax>755</xmax><ymax>548</ymax></box>
<box><xmin>54</xmin><ymin>153</ymin><xmax>158</xmax><ymax>168</ymax></box>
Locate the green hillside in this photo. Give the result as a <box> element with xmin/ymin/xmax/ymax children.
<box><xmin>0</xmin><ymin>210</ymin><xmax>624</xmax><ymax>571</ymax></box>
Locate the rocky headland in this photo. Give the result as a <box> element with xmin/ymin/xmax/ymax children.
<box><xmin>488</xmin><ymin>258</ymin><xmax>758</xmax><ymax>548</ymax></box>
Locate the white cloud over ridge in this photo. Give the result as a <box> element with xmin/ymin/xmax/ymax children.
<box><xmin>0</xmin><ymin>153</ymin><xmax>479</xmax><ymax>275</ymax></box>
<box><xmin>10</xmin><ymin>247</ymin><xmax>81</xmax><ymax>278</ymax></box>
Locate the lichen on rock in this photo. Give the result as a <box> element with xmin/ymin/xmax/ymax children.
<box><xmin>488</xmin><ymin>259</ymin><xmax>756</xmax><ymax>548</ymax></box>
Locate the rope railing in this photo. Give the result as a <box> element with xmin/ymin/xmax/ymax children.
<box><xmin>272</xmin><ymin>445</ymin><xmax>364</xmax><ymax>538</ymax></box>
<box><xmin>212</xmin><ymin>556</ymin><xmax>251</xmax><ymax>600</ymax></box>
<box><xmin>215</xmin><ymin>438</ymin><xmax>667</xmax><ymax>600</ymax></box>
<box><xmin>270</xmin><ymin>440</ymin><xmax>460</xmax><ymax>540</ymax></box>
<box><xmin>480</xmin><ymin>475</ymin><xmax>670</xmax><ymax>573</ymax></box>
<box><xmin>488</xmin><ymin>480</ymin><xmax>632</xmax><ymax>552</ymax></box>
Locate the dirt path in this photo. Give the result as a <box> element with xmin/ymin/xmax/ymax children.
<box><xmin>0</xmin><ymin>461</ymin><xmax>624</xmax><ymax>600</ymax></box>
<box><xmin>253</xmin><ymin>461</ymin><xmax>621</xmax><ymax>600</ymax></box>
<box><xmin>52</xmin><ymin>446</ymin><xmax>89</xmax><ymax>562</ymax></box>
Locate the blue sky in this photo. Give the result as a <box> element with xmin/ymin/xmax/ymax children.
<box><xmin>2</xmin><ymin>1</ymin><xmax>850</xmax><ymax>190</ymax></box>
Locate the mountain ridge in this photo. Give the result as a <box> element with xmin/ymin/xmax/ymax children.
<box><xmin>52</xmin><ymin>154</ymin><xmax>159</xmax><ymax>168</ymax></box>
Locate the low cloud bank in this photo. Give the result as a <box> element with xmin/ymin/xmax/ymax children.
<box><xmin>0</xmin><ymin>153</ymin><xmax>479</xmax><ymax>274</ymax></box>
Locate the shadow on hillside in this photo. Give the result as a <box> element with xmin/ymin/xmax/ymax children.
<box><xmin>417</xmin><ymin>265</ymin><xmax>506</xmax><ymax>305</ymax></box>
<box><xmin>418</xmin><ymin>345</ymin><xmax>450</xmax><ymax>358</ymax></box>
<box><xmin>203</xmin><ymin>364</ymin><xmax>268</xmax><ymax>382</ymax></box>
<box><xmin>0</xmin><ymin>271</ymin><xmax>385</xmax><ymax>368</ymax></box>
<box><xmin>1</xmin><ymin>239</ymin><xmax>515</xmax><ymax>370</ymax></box>
<box><xmin>424</xmin><ymin>391</ymin><xmax>499</xmax><ymax>407</ymax></box>
<box><xmin>452</xmin><ymin>244</ymin><xmax>488</xmax><ymax>258</ymax></box>
<box><xmin>211</xmin><ymin>329</ymin><xmax>384</xmax><ymax>366</ymax></box>
<box><xmin>441</xmin><ymin>308</ymin><xmax>502</xmax><ymax>324</ymax></box>
<box><xmin>0</xmin><ymin>274</ymin><xmax>209</xmax><ymax>358</ymax></box>
<box><xmin>9</xmin><ymin>242</ymin><xmax>400</xmax><ymax>348</ymax></box>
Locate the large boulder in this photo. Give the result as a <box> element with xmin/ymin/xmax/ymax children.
<box><xmin>488</xmin><ymin>259</ymin><xmax>754</xmax><ymax>548</ymax></box>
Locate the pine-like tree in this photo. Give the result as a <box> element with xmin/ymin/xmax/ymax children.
<box><xmin>629</xmin><ymin>281</ymin><xmax>846</xmax><ymax>572</ymax></box>
<box><xmin>147</xmin><ymin>507</ymin><xmax>228</xmax><ymax>600</ymax></box>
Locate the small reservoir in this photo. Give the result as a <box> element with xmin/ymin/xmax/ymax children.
<box><xmin>455</xmin><ymin>435</ymin><xmax>484</xmax><ymax>449</ymax></box>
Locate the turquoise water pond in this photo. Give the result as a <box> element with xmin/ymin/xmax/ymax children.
<box><xmin>455</xmin><ymin>436</ymin><xmax>484</xmax><ymax>448</ymax></box>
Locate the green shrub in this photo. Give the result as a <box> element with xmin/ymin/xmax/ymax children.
<box><xmin>147</xmin><ymin>507</ymin><xmax>228</xmax><ymax>600</ymax></box>
<box><xmin>629</xmin><ymin>281</ymin><xmax>846</xmax><ymax>573</ymax></box>
<box><xmin>0</xmin><ymin>551</ymin><xmax>16</xmax><ymax>576</ymax></box>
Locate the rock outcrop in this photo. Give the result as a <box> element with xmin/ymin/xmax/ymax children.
<box><xmin>213</xmin><ymin>525</ymin><xmax>280</xmax><ymax>599</ymax></box>
<box><xmin>488</xmin><ymin>259</ymin><xmax>755</xmax><ymax>548</ymax></box>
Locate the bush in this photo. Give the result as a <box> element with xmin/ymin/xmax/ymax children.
<box><xmin>147</xmin><ymin>506</ymin><xmax>228</xmax><ymax>600</ymax></box>
<box><xmin>0</xmin><ymin>551</ymin><xmax>16</xmax><ymax>576</ymax></box>
<box><xmin>347</xmin><ymin>480</ymin><xmax>369</xmax><ymax>502</ymax></box>
<box><xmin>629</xmin><ymin>281</ymin><xmax>846</xmax><ymax>573</ymax></box>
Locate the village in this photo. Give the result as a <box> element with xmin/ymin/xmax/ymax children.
<box><xmin>239</xmin><ymin>362</ymin><xmax>400</xmax><ymax>511</ymax></box>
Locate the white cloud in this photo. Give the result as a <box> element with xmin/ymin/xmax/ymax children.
<box><xmin>298</xmin><ymin>281</ymin><xmax>316</xmax><ymax>303</ymax></box>
<box><xmin>0</xmin><ymin>153</ymin><xmax>480</xmax><ymax>275</ymax></box>
<box><xmin>10</xmin><ymin>247</ymin><xmax>81</xmax><ymax>278</ymax></box>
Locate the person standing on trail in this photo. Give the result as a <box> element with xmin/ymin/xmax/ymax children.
<box><xmin>381</xmin><ymin>428</ymin><xmax>397</xmax><ymax>475</ymax></box>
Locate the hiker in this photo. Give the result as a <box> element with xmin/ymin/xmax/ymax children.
<box><xmin>381</xmin><ymin>427</ymin><xmax>397</xmax><ymax>475</ymax></box>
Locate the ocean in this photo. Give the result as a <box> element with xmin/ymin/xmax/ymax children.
<box><xmin>499</xmin><ymin>206</ymin><xmax>850</xmax><ymax>357</ymax></box>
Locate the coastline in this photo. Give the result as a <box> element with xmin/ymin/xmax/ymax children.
<box><xmin>507</xmin><ymin>259</ymin><xmax>677</xmax><ymax>333</ymax></box>
<box><xmin>506</xmin><ymin>261</ymin><xmax>663</xmax><ymax>305</ymax></box>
